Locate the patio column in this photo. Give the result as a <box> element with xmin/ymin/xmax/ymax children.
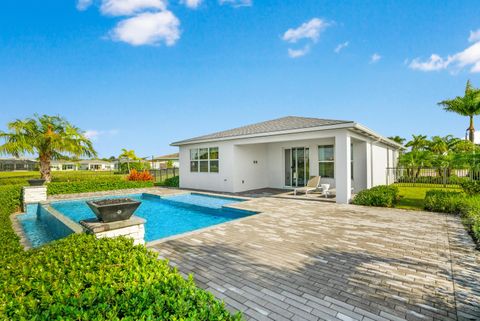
<box><xmin>335</xmin><ymin>132</ymin><xmax>351</xmax><ymax>204</ymax></box>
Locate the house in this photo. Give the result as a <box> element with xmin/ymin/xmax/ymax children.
<box><xmin>78</xmin><ymin>160</ymin><xmax>116</xmax><ymax>171</ymax></box>
<box><xmin>50</xmin><ymin>160</ymin><xmax>78</xmax><ymax>171</ymax></box>
<box><xmin>150</xmin><ymin>153</ymin><xmax>179</xmax><ymax>169</ymax></box>
<box><xmin>0</xmin><ymin>158</ymin><xmax>37</xmax><ymax>171</ymax></box>
<box><xmin>171</xmin><ymin>116</ymin><xmax>403</xmax><ymax>204</ymax></box>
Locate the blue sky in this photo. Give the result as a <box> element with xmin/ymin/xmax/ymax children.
<box><xmin>1</xmin><ymin>0</ymin><xmax>480</xmax><ymax>158</ymax></box>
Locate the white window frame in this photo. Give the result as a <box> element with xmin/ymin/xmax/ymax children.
<box><xmin>190</xmin><ymin>147</ymin><xmax>219</xmax><ymax>173</ymax></box>
<box><xmin>318</xmin><ymin>145</ymin><xmax>335</xmax><ymax>178</ymax></box>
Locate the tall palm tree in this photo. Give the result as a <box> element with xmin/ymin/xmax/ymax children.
<box><xmin>119</xmin><ymin>149</ymin><xmax>138</xmax><ymax>172</ymax></box>
<box><xmin>438</xmin><ymin>80</ymin><xmax>480</xmax><ymax>142</ymax></box>
<box><xmin>405</xmin><ymin>134</ymin><xmax>429</xmax><ymax>151</ymax></box>
<box><xmin>0</xmin><ymin>114</ymin><xmax>96</xmax><ymax>182</ymax></box>
<box><xmin>388</xmin><ymin>136</ymin><xmax>406</xmax><ymax>145</ymax></box>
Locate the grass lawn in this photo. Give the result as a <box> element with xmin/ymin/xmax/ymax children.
<box><xmin>395</xmin><ymin>185</ymin><xmax>462</xmax><ymax>210</ymax></box>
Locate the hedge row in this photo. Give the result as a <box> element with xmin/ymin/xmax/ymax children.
<box><xmin>47</xmin><ymin>180</ymin><xmax>154</xmax><ymax>195</ymax></box>
<box><xmin>0</xmin><ymin>172</ymin><xmax>126</xmax><ymax>186</ymax></box>
<box><xmin>424</xmin><ymin>190</ymin><xmax>480</xmax><ymax>242</ymax></box>
<box><xmin>156</xmin><ymin>176</ymin><xmax>180</xmax><ymax>188</ymax></box>
<box><xmin>0</xmin><ymin>185</ymin><xmax>23</xmax><ymax>262</ymax></box>
<box><xmin>352</xmin><ymin>185</ymin><xmax>399</xmax><ymax>207</ymax></box>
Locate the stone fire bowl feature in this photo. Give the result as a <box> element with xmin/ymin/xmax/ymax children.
<box><xmin>86</xmin><ymin>198</ymin><xmax>141</xmax><ymax>223</ymax></box>
<box><xmin>27</xmin><ymin>179</ymin><xmax>46</xmax><ymax>186</ymax></box>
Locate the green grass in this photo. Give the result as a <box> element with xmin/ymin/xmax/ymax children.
<box><xmin>395</xmin><ymin>185</ymin><xmax>462</xmax><ymax>210</ymax></box>
<box><xmin>0</xmin><ymin>171</ymin><xmax>125</xmax><ymax>185</ymax></box>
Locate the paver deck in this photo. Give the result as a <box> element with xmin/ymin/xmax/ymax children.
<box><xmin>149</xmin><ymin>197</ymin><xmax>480</xmax><ymax>321</ymax></box>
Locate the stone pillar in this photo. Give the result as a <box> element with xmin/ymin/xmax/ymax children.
<box><xmin>80</xmin><ymin>216</ymin><xmax>146</xmax><ymax>245</ymax></box>
<box><xmin>23</xmin><ymin>186</ymin><xmax>47</xmax><ymax>209</ymax></box>
<box><xmin>335</xmin><ymin>132</ymin><xmax>352</xmax><ymax>204</ymax></box>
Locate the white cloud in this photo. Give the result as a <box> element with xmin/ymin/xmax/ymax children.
<box><xmin>288</xmin><ymin>46</ymin><xmax>310</xmax><ymax>58</ymax></box>
<box><xmin>100</xmin><ymin>0</ymin><xmax>167</xmax><ymax>16</ymax></box>
<box><xmin>334</xmin><ymin>41</ymin><xmax>349</xmax><ymax>53</ymax></box>
<box><xmin>219</xmin><ymin>0</ymin><xmax>252</xmax><ymax>8</ymax></box>
<box><xmin>110</xmin><ymin>11</ymin><xmax>180</xmax><ymax>46</ymax></box>
<box><xmin>282</xmin><ymin>18</ymin><xmax>329</xmax><ymax>43</ymax></box>
<box><xmin>181</xmin><ymin>0</ymin><xmax>203</xmax><ymax>9</ymax></box>
<box><xmin>84</xmin><ymin>129</ymin><xmax>119</xmax><ymax>141</ymax></box>
<box><xmin>370</xmin><ymin>53</ymin><xmax>381</xmax><ymax>63</ymax></box>
<box><xmin>76</xmin><ymin>0</ymin><xmax>93</xmax><ymax>11</ymax></box>
<box><xmin>469</xmin><ymin>29</ymin><xmax>480</xmax><ymax>43</ymax></box>
<box><xmin>409</xmin><ymin>37</ymin><xmax>480</xmax><ymax>73</ymax></box>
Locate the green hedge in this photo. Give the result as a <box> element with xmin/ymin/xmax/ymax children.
<box><xmin>47</xmin><ymin>180</ymin><xmax>154</xmax><ymax>195</ymax></box>
<box><xmin>352</xmin><ymin>185</ymin><xmax>399</xmax><ymax>207</ymax></box>
<box><xmin>156</xmin><ymin>176</ymin><xmax>180</xmax><ymax>188</ymax></box>
<box><xmin>424</xmin><ymin>190</ymin><xmax>480</xmax><ymax>242</ymax></box>
<box><xmin>0</xmin><ymin>185</ymin><xmax>23</xmax><ymax>262</ymax></box>
<box><xmin>460</xmin><ymin>180</ymin><xmax>480</xmax><ymax>195</ymax></box>
<box><xmin>0</xmin><ymin>172</ymin><xmax>126</xmax><ymax>186</ymax></box>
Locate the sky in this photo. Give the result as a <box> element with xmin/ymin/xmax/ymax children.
<box><xmin>1</xmin><ymin>0</ymin><xmax>480</xmax><ymax>158</ymax></box>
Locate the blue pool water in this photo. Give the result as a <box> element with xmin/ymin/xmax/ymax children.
<box><xmin>17</xmin><ymin>193</ymin><xmax>255</xmax><ymax>247</ymax></box>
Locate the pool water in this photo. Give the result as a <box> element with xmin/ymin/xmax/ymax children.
<box><xmin>18</xmin><ymin>193</ymin><xmax>255</xmax><ymax>247</ymax></box>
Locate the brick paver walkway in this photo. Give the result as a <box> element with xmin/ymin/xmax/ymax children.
<box><xmin>149</xmin><ymin>197</ymin><xmax>480</xmax><ymax>321</ymax></box>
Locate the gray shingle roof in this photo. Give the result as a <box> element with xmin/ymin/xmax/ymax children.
<box><xmin>173</xmin><ymin>116</ymin><xmax>353</xmax><ymax>145</ymax></box>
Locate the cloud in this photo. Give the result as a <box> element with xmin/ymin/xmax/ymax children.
<box><xmin>469</xmin><ymin>29</ymin><xmax>480</xmax><ymax>43</ymax></box>
<box><xmin>181</xmin><ymin>0</ymin><xmax>203</xmax><ymax>9</ymax></box>
<box><xmin>334</xmin><ymin>41</ymin><xmax>349</xmax><ymax>53</ymax></box>
<box><xmin>100</xmin><ymin>0</ymin><xmax>167</xmax><ymax>16</ymax></box>
<box><xmin>288</xmin><ymin>46</ymin><xmax>310</xmax><ymax>58</ymax></box>
<box><xmin>370</xmin><ymin>53</ymin><xmax>381</xmax><ymax>63</ymax></box>
<box><xmin>110</xmin><ymin>11</ymin><xmax>180</xmax><ymax>46</ymax></box>
<box><xmin>84</xmin><ymin>129</ymin><xmax>119</xmax><ymax>141</ymax></box>
<box><xmin>282</xmin><ymin>18</ymin><xmax>329</xmax><ymax>43</ymax></box>
<box><xmin>76</xmin><ymin>0</ymin><xmax>93</xmax><ymax>11</ymax></box>
<box><xmin>219</xmin><ymin>0</ymin><xmax>252</xmax><ymax>7</ymax></box>
<box><xmin>409</xmin><ymin>37</ymin><xmax>480</xmax><ymax>73</ymax></box>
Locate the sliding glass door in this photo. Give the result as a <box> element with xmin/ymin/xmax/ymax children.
<box><xmin>284</xmin><ymin>147</ymin><xmax>309</xmax><ymax>187</ymax></box>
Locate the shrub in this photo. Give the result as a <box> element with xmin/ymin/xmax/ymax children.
<box><xmin>157</xmin><ymin>176</ymin><xmax>180</xmax><ymax>188</ymax></box>
<box><xmin>460</xmin><ymin>180</ymin><xmax>480</xmax><ymax>195</ymax></box>
<box><xmin>119</xmin><ymin>161</ymin><xmax>151</xmax><ymax>173</ymax></box>
<box><xmin>127</xmin><ymin>169</ymin><xmax>154</xmax><ymax>181</ymax></box>
<box><xmin>47</xmin><ymin>180</ymin><xmax>154</xmax><ymax>195</ymax></box>
<box><xmin>0</xmin><ymin>185</ymin><xmax>23</xmax><ymax>261</ymax></box>
<box><xmin>0</xmin><ymin>235</ymin><xmax>241</xmax><ymax>320</ymax></box>
<box><xmin>423</xmin><ymin>190</ymin><xmax>480</xmax><ymax>243</ymax></box>
<box><xmin>352</xmin><ymin>185</ymin><xmax>399</xmax><ymax>207</ymax></box>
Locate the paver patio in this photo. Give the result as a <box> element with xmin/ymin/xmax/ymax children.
<box><xmin>149</xmin><ymin>197</ymin><xmax>480</xmax><ymax>321</ymax></box>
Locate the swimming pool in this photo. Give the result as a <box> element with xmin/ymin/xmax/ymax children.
<box><xmin>17</xmin><ymin>193</ymin><xmax>256</xmax><ymax>247</ymax></box>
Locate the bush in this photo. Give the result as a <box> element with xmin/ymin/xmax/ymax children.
<box><xmin>0</xmin><ymin>235</ymin><xmax>240</xmax><ymax>320</ymax></box>
<box><xmin>157</xmin><ymin>176</ymin><xmax>180</xmax><ymax>188</ymax></box>
<box><xmin>47</xmin><ymin>180</ymin><xmax>154</xmax><ymax>195</ymax></box>
<box><xmin>424</xmin><ymin>190</ymin><xmax>480</xmax><ymax>243</ymax></box>
<box><xmin>460</xmin><ymin>180</ymin><xmax>480</xmax><ymax>195</ymax></box>
<box><xmin>119</xmin><ymin>161</ymin><xmax>151</xmax><ymax>173</ymax></box>
<box><xmin>127</xmin><ymin>169</ymin><xmax>154</xmax><ymax>181</ymax></box>
<box><xmin>352</xmin><ymin>185</ymin><xmax>399</xmax><ymax>207</ymax></box>
<box><xmin>0</xmin><ymin>171</ymin><xmax>126</xmax><ymax>186</ymax></box>
<box><xmin>0</xmin><ymin>185</ymin><xmax>23</xmax><ymax>262</ymax></box>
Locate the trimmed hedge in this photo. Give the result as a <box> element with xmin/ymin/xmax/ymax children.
<box><xmin>0</xmin><ymin>172</ymin><xmax>126</xmax><ymax>186</ymax></box>
<box><xmin>47</xmin><ymin>180</ymin><xmax>154</xmax><ymax>195</ymax></box>
<box><xmin>460</xmin><ymin>180</ymin><xmax>480</xmax><ymax>195</ymax></box>
<box><xmin>352</xmin><ymin>185</ymin><xmax>399</xmax><ymax>207</ymax></box>
<box><xmin>157</xmin><ymin>176</ymin><xmax>180</xmax><ymax>188</ymax></box>
<box><xmin>0</xmin><ymin>235</ymin><xmax>240</xmax><ymax>320</ymax></box>
<box><xmin>0</xmin><ymin>185</ymin><xmax>23</xmax><ymax>262</ymax></box>
<box><xmin>424</xmin><ymin>190</ymin><xmax>480</xmax><ymax>242</ymax></box>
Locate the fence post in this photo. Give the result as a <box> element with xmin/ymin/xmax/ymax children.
<box><xmin>443</xmin><ymin>168</ymin><xmax>447</xmax><ymax>187</ymax></box>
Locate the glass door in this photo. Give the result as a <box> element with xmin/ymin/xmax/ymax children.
<box><xmin>285</xmin><ymin>147</ymin><xmax>309</xmax><ymax>187</ymax></box>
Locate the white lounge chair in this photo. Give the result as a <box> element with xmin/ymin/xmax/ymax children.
<box><xmin>294</xmin><ymin>176</ymin><xmax>321</xmax><ymax>196</ymax></box>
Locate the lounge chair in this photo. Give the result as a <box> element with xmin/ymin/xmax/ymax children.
<box><xmin>294</xmin><ymin>176</ymin><xmax>321</xmax><ymax>196</ymax></box>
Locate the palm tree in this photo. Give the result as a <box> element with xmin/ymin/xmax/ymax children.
<box><xmin>119</xmin><ymin>149</ymin><xmax>138</xmax><ymax>172</ymax></box>
<box><xmin>405</xmin><ymin>134</ymin><xmax>429</xmax><ymax>151</ymax></box>
<box><xmin>438</xmin><ymin>80</ymin><xmax>480</xmax><ymax>142</ymax></box>
<box><xmin>0</xmin><ymin>114</ymin><xmax>96</xmax><ymax>182</ymax></box>
<box><xmin>387</xmin><ymin>136</ymin><xmax>406</xmax><ymax>145</ymax></box>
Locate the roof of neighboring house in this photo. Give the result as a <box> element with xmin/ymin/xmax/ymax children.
<box><xmin>79</xmin><ymin>159</ymin><xmax>115</xmax><ymax>165</ymax></box>
<box><xmin>152</xmin><ymin>153</ymin><xmax>179</xmax><ymax>161</ymax></box>
<box><xmin>171</xmin><ymin>116</ymin><xmax>403</xmax><ymax>149</ymax></box>
<box><xmin>0</xmin><ymin>157</ymin><xmax>38</xmax><ymax>163</ymax></box>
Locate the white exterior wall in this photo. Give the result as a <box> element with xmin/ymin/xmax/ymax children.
<box><xmin>233</xmin><ymin>144</ymin><xmax>268</xmax><ymax>192</ymax></box>
<box><xmin>370</xmin><ymin>142</ymin><xmax>396</xmax><ymax>186</ymax></box>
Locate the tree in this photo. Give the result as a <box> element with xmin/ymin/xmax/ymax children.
<box><xmin>387</xmin><ymin>136</ymin><xmax>406</xmax><ymax>145</ymax></box>
<box><xmin>119</xmin><ymin>149</ymin><xmax>138</xmax><ymax>172</ymax></box>
<box><xmin>405</xmin><ymin>134</ymin><xmax>429</xmax><ymax>151</ymax></box>
<box><xmin>438</xmin><ymin>80</ymin><xmax>480</xmax><ymax>142</ymax></box>
<box><xmin>0</xmin><ymin>114</ymin><xmax>96</xmax><ymax>181</ymax></box>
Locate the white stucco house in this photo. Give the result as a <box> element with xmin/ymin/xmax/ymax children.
<box><xmin>171</xmin><ymin>116</ymin><xmax>403</xmax><ymax>203</ymax></box>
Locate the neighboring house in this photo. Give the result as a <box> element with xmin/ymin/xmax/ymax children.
<box><xmin>150</xmin><ymin>153</ymin><xmax>179</xmax><ymax>169</ymax></box>
<box><xmin>50</xmin><ymin>160</ymin><xmax>78</xmax><ymax>171</ymax></box>
<box><xmin>171</xmin><ymin>116</ymin><xmax>403</xmax><ymax>204</ymax></box>
<box><xmin>0</xmin><ymin>158</ymin><xmax>37</xmax><ymax>171</ymax></box>
<box><xmin>79</xmin><ymin>160</ymin><xmax>116</xmax><ymax>171</ymax></box>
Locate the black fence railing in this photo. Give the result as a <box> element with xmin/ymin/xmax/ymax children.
<box><xmin>149</xmin><ymin>168</ymin><xmax>178</xmax><ymax>183</ymax></box>
<box><xmin>386</xmin><ymin>167</ymin><xmax>480</xmax><ymax>187</ymax></box>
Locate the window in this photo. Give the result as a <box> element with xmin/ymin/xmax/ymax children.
<box><xmin>318</xmin><ymin>145</ymin><xmax>334</xmax><ymax>178</ymax></box>
<box><xmin>190</xmin><ymin>147</ymin><xmax>219</xmax><ymax>173</ymax></box>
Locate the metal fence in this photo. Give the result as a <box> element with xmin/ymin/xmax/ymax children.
<box><xmin>386</xmin><ymin>167</ymin><xmax>480</xmax><ymax>187</ymax></box>
<box><xmin>149</xmin><ymin>167</ymin><xmax>178</xmax><ymax>183</ymax></box>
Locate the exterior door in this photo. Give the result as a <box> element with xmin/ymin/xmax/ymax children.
<box><xmin>285</xmin><ymin>147</ymin><xmax>309</xmax><ymax>187</ymax></box>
